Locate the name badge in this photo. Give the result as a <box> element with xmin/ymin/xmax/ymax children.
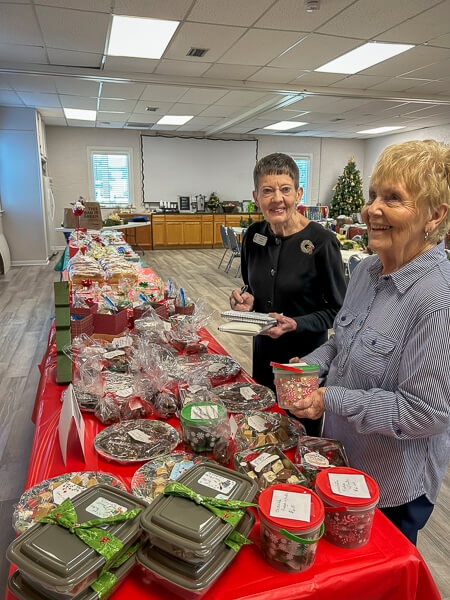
<box><xmin>253</xmin><ymin>233</ymin><xmax>267</xmax><ymax>246</ymax></box>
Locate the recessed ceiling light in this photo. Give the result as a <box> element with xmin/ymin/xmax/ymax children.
<box><xmin>357</xmin><ymin>126</ymin><xmax>406</xmax><ymax>134</ymax></box>
<box><xmin>157</xmin><ymin>115</ymin><xmax>193</xmax><ymax>125</ymax></box>
<box><xmin>64</xmin><ymin>108</ymin><xmax>96</xmax><ymax>121</ymax></box>
<box><xmin>315</xmin><ymin>42</ymin><xmax>414</xmax><ymax>74</ymax></box>
<box><xmin>107</xmin><ymin>15</ymin><xmax>179</xmax><ymax>59</ymax></box>
<box><xmin>264</xmin><ymin>121</ymin><xmax>308</xmax><ymax>131</ymax></box>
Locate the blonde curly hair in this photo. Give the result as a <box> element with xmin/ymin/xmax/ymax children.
<box><xmin>370</xmin><ymin>139</ymin><xmax>450</xmax><ymax>243</ymax></box>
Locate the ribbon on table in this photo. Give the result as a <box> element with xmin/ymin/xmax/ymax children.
<box><xmin>40</xmin><ymin>498</ymin><xmax>142</xmax><ymax>561</ymax></box>
<box><xmin>90</xmin><ymin>540</ymin><xmax>144</xmax><ymax>599</ymax></box>
<box><xmin>163</xmin><ymin>482</ymin><xmax>257</xmax><ymax>552</ymax></box>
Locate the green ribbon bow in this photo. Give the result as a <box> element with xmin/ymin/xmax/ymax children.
<box><xmin>90</xmin><ymin>540</ymin><xmax>144</xmax><ymax>599</ymax></box>
<box><xmin>163</xmin><ymin>482</ymin><xmax>257</xmax><ymax>552</ymax></box>
<box><xmin>40</xmin><ymin>498</ymin><xmax>142</xmax><ymax>561</ymax></box>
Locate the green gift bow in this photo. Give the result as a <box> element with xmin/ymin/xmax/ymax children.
<box><xmin>90</xmin><ymin>540</ymin><xmax>144</xmax><ymax>599</ymax></box>
<box><xmin>163</xmin><ymin>482</ymin><xmax>257</xmax><ymax>552</ymax></box>
<box><xmin>40</xmin><ymin>498</ymin><xmax>142</xmax><ymax>561</ymax></box>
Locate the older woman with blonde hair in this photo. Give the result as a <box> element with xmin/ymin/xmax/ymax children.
<box><xmin>290</xmin><ymin>139</ymin><xmax>450</xmax><ymax>544</ymax></box>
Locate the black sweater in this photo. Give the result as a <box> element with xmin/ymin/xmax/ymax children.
<box><xmin>241</xmin><ymin>220</ymin><xmax>347</xmax><ymax>390</ymax></box>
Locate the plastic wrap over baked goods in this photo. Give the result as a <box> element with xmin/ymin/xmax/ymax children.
<box><xmin>294</xmin><ymin>435</ymin><xmax>349</xmax><ymax>486</ymax></box>
<box><xmin>134</xmin><ymin>308</ymin><xmax>171</xmax><ymax>345</ymax></box>
<box><xmin>94</xmin><ymin>419</ymin><xmax>181</xmax><ymax>464</ymax></box>
<box><xmin>230</xmin><ymin>410</ymin><xmax>307</xmax><ymax>452</ymax></box>
<box><xmin>94</xmin><ymin>371</ymin><xmax>153</xmax><ymax>424</ymax></box>
<box><xmin>167</xmin><ymin>354</ymin><xmax>241</xmax><ymax>386</ymax></box>
<box><xmin>213</xmin><ymin>382</ymin><xmax>276</xmax><ymax>413</ymax></box>
<box><xmin>13</xmin><ymin>471</ymin><xmax>127</xmax><ymax>534</ymax></box>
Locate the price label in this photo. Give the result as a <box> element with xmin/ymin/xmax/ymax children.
<box><xmin>328</xmin><ymin>473</ymin><xmax>370</xmax><ymax>498</ymax></box>
<box><xmin>190</xmin><ymin>405</ymin><xmax>218</xmax><ymax>420</ymax></box>
<box><xmin>247</xmin><ymin>415</ymin><xmax>267</xmax><ymax>432</ymax></box>
<box><xmin>240</xmin><ymin>386</ymin><xmax>258</xmax><ymax>400</ymax></box>
<box><xmin>270</xmin><ymin>490</ymin><xmax>311</xmax><ymax>522</ymax></box>
<box><xmin>128</xmin><ymin>429</ymin><xmax>152</xmax><ymax>443</ymax></box>
<box><xmin>104</xmin><ymin>350</ymin><xmax>125</xmax><ymax>359</ymax></box>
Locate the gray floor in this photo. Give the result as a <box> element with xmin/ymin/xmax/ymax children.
<box><xmin>0</xmin><ymin>249</ymin><xmax>448</xmax><ymax>599</ymax></box>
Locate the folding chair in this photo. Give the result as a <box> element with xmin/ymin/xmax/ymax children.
<box><xmin>225</xmin><ymin>227</ymin><xmax>241</xmax><ymax>277</ymax></box>
<box><xmin>218</xmin><ymin>224</ymin><xmax>230</xmax><ymax>269</ymax></box>
<box><xmin>348</xmin><ymin>254</ymin><xmax>363</xmax><ymax>278</ymax></box>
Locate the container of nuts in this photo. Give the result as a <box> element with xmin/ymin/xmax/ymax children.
<box><xmin>258</xmin><ymin>484</ymin><xmax>324</xmax><ymax>573</ymax></box>
<box><xmin>271</xmin><ymin>362</ymin><xmax>319</xmax><ymax>410</ymax></box>
<box><xmin>233</xmin><ymin>444</ymin><xmax>308</xmax><ymax>498</ymax></box>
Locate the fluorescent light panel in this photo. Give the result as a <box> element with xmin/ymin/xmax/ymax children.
<box><xmin>357</xmin><ymin>126</ymin><xmax>406</xmax><ymax>134</ymax></box>
<box><xmin>315</xmin><ymin>42</ymin><xmax>414</xmax><ymax>74</ymax></box>
<box><xmin>107</xmin><ymin>15</ymin><xmax>179</xmax><ymax>59</ymax></box>
<box><xmin>157</xmin><ymin>115</ymin><xmax>193</xmax><ymax>125</ymax></box>
<box><xmin>64</xmin><ymin>108</ymin><xmax>96</xmax><ymax>121</ymax></box>
<box><xmin>264</xmin><ymin>121</ymin><xmax>308</xmax><ymax>131</ymax></box>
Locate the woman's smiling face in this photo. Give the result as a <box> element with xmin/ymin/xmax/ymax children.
<box><xmin>253</xmin><ymin>173</ymin><xmax>302</xmax><ymax>228</ymax></box>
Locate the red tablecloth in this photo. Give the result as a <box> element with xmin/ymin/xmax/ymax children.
<box><xmin>6</xmin><ymin>270</ymin><xmax>441</xmax><ymax>600</ymax></box>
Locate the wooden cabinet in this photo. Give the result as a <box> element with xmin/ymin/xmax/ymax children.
<box><xmin>213</xmin><ymin>216</ymin><xmax>226</xmax><ymax>248</ymax></box>
<box><xmin>152</xmin><ymin>215</ymin><xmax>166</xmax><ymax>248</ymax></box>
<box><xmin>165</xmin><ymin>219</ymin><xmax>184</xmax><ymax>246</ymax></box>
<box><xmin>201</xmin><ymin>216</ymin><xmax>214</xmax><ymax>246</ymax></box>
<box><xmin>117</xmin><ymin>213</ymin><xmax>152</xmax><ymax>250</ymax></box>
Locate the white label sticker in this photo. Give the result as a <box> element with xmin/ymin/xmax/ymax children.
<box><xmin>253</xmin><ymin>233</ymin><xmax>268</xmax><ymax>246</ymax></box>
<box><xmin>116</xmin><ymin>387</ymin><xmax>133</xmax><ymax>398</ymax></box>
<box><xmin>128</xmin><ymin>429</ymin><xmax>152</xmax><ymax>443</ymax></box>
<box><xmin>270</xmin><ymin>490</ymin><xmax>311</xmax><ymax>522</ymax></box>
<box><xmin>163</xmin><ymin>322</ymin><xmax>171</xmax><ymax>331</ymax></box>
<box><xmin>304</xmin><ymin>452</ymin><xmax>329</xmax><ymax>468</ymax></box>
<box><xmin>104</xmin><ymin>350</ymin><xmax>125</xmax><ymax>359</ymax></box>
<box><xmin>197</xmin><ymin>471</ymin><xmax>237</xmax><ymax>496</ymax></box>
<box><xmin>53</xmin><ymin>481</ymin><xmax>84</xmax><ymax>505</ymax></box>
<box><xmin>188</xmin><ymin>385</ymin><xmax>204</xmax><ymax>394</ymax></box>
<box><xmin>250</xmin><ymin>453</ymin><xmax>279</xmax><ymax>473</ymax></box>
<box><xmin>208</xmin><ymin>363</ymin><xmax>222</xmax><ymax>373</ymax></box>
<box><xmin>328</xmin><ymin>473</ymin><xmax>371</xmax><ymax>498</ymax></box>
<box><xmin>190</xmin><ymin>405</ymin><xmax>219</xmax><ymax>420</ymax></box>
<box><xmin>240</xmin><ymin>386</ymin><xmax>257</xmax><ymax>400</ymax></box>
<box><xmin>247</xmin><ymin>415</ymin><xmax>267</xmax><ymax>433</ymax></box>
<box><xmin>111</xmin><ymin>335</ymin><xmax>133</xmax><ymax>349</ymax></box>
<box><xmin>229</xmin><ymin>416</ymin><xmax>238</xmax><ymax>439</ymax></box>
<box><xmin>85</xmin><ymin>497</ymin><xmax>128</xmax><ymax>519</ymax></box>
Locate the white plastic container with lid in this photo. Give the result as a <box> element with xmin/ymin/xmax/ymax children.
<box><xmin>315</xmin><ymin>466</ymin><xmax>379</xmax><ymax>549</ymax></box>
<box><xmin>258</xmin><ymin>483</ymin><xmax>324</xmax><ymax>573</ymax></box>
<box><xmin>270</xmin><ymin>362</ymin><xmax>319</xmax><ymax>410</ymax></box>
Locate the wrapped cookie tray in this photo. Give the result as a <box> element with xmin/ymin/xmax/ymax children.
<box><xmin>212</xmin><ymin>382</ymin><xmax>275</xmax><ymax>413</ymax></box>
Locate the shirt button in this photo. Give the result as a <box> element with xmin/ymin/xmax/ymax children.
<box><xmin>359</xmin><ymin>320</ymin><xmax>363</xmax><ymax>326</ymax></box>
<box><xmin>275</xmin><ymin>238</ymin><xmax>281</xmax><ymax>246</ymax></box>
<box><xmin>267</xmin><ymin>300</ymin><xmax>272</xmax><ymax>307</ymax></box>
<box><xmin>270</xmin><ymin>268</ymin><xmax>276</xmax><ymax>276</ymax></box>
<box><xmin>371</xmin><ymin>339</ymin><xmax>376</xmax><ymax>345</ymax></box>
<box><xmin>342</xmin><ymin>315</ymin><xmax>346</xmax><ymax>321</ymax></box>
<box><xmin>396</xmin><ymin>428</ymin><xmax>402</xmax><ymax>436</ymax></box>
<box><xmin>383</xmin><ymin>276</ymin><xmax>389</xmax><ymax>280</ymax></box>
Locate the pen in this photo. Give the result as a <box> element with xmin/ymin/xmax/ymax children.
<box><xmin>240</xmin><ymin>285</ymin><xmax>248</xmax><ymax>294</ymax></box>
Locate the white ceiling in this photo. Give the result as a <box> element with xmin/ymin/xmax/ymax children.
<box><xmin>0</xmin><ymin>0</ymin><xmax>449</xmax><ymax>138</ymax></box>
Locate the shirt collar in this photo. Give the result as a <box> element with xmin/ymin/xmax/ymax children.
<box><xmin>367</xmin><ymin>242</ymin><xmax>447</xmax><ymax>293</ymax></box>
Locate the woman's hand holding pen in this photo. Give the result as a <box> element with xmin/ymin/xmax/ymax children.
<box><xmin>230</xmin><ymin>285</ymin><xmax>254</xmax><ymax>312</ymax></box>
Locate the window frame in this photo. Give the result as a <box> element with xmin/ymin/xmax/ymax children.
<box><xmin>88</xmin><ymin>146</ymin><xmax>133</xmax><ymax>208</ymax></box>
<box><xmin>289</xmin><ymin>153</ymin><xmax>312</xmax><ymax>205</ymax></box>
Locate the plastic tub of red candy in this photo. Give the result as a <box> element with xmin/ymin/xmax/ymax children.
<box><xmin>294</xmin><ymin>435</ymin><xmax>349</xmax><ymax>486</ymax></box>
<box><xmin>315</xmin><ymin>467</ymin><xmax>379</xmax><ymax>549</ymax></box>
<box><xmin>258</xmin><ymin>484</ymin><xmax>324</xmax><ymax>573</ymax></box>
<box><xmin>270</xmin><ymin>362</ymin><xmax>319</xmax><ymax>410</ymax></box>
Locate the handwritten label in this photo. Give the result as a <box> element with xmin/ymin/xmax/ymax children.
<box><xmin>304</xmin><ymin>452</ymin><xmax>329</xmax><ymax>468</ymax></box>
<box><xmin>250</xmin><ymin>453</ymin><xmax>279</xmax><ymax>473</ymax></box>
<box><xmin>229</xmin><ymin>416</ymin><xmax>238</xmax><ymax>439</ymax></box>
<box><xmin>270</xmin><ymin>490</ymin><xmax>311</xmax><ymax>522</ymax></box>
<box><xmin>115</xmin><ymin>387</ymin><xmax>133</xmax><ymax>398</ymax></box>
<box><xmin>208</xmin><ymin>363</ymin><xmax>222</xmax><ymax>373</ymax></box>
<box><xmin>240</xmin><ymin>386</ymin><xmax>258</xmax><ymax>400</ymax></box>
<box><xmin>197</xmin><ymin>471</ymin><xmax>236</xmax><ymax>496</ymax></box>
<box><xmin>104</xmin><ymin>350</ymin><xmax>125</xmax><ymax>359</ymax></box>
<box><xmin>328</xmin><ymin>473</ymin><xmax>371</xmax><ymax>498</ymax></box>
<box><xmin>247</xmin><ymin>415</ymin><xmax>267</xmax><ymax>433</ymax></box>
<box><xmin>111</xmin><ymin>335</ymin><xmax>133</xmax><ymax>349</ymax></box>
<box><xmin>85</xmin><ymin>497</ymin><xmax>128</xmax><ymax>519</ymax></box>
<box><xmin>128</xmin><ymin>429</ymin><xmax>152</xmax><ymax>443</ymax></box>
<box><xmin>190</xmin><ymin>405</ymin><xmax>218</xmax><ymax>420</ymax></box>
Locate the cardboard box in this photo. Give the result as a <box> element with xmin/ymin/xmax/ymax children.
<box><xmin>63</xmin><ymin>202</ymin><xmax>103</xmax><ymax>230</ymax></box>
<box><xmin>94</xmin><ymin>308</ymin><xmax>129</xmax><ymax>335</ymax></box>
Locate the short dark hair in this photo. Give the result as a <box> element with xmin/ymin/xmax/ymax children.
<box><xmin>253</xmin><ymin>153</ymin><xmax>299</xmax><ymax>190</ymax></box>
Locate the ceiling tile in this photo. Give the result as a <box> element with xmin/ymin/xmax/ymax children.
<box><xmin>166</xmin><ymin>103</ymin><xmax>209</xmax><ymax>115</ymax></box>
<box><xmin>399</xmin><ymin>59</ymin><xmax>450</xmax><ymax>81</ymax></box>
<box><xmin>197</xmin><ymin>105</ymin><xmax>241</xmax><ymax>117</ymax></box>
<box><xmin>55</xmin><ymin>78</ymin><xmax>100</xmax><ymax>96</ymax></box>
<box><xmin>35</xmin><ymin>6</ymin><xmax>110</xmax><ymax>53</ymax></box>
<box><xmin>35</xmin><ymin>0</ymin><xmax>110</xmax><ymax>10</ymax></box>
<box><xmin>329</xmin><ymin>74</ymin><xmax>389</xmax><ymax>89</ymax></box>
<box><xmin>96</xmin><ymin>111</ymin><xmax>130</xmax><ymax>122</ymax></box>
<box><xmin>102</xmin><ymin>56</ymin><xmax>158</xmax><ymax>73</ymax></box>
<box><xmin>0</xmin><ymin>43</ymin><xmax>47</xmax><ymax>63</ymax></box>
<box><xmin>7</xmin><ymin>74</ymin><xmax>57</xmax><ymax>93</ymax></box>
<box><xmin>140</xmin><ymin>84</ymin><xmax>189</xmax><ymax>102</ymax></box>
<box><xmin>47</xmin><ymin>48</ymin><xmax>102</xmax><ymax>68</ymax></box>
<box><xmin>255</xmin><ymin>0</ymin><xmax>355</xmax><ymax>32</ymax></box>
<box><xmin>318</xmin><ymin>0</ymin><xmax>435</xmax><ymax>39</ymax></box>
<box><xmin>42</xmin><ymin>117</ymin><xmax>67</xmax><ymax>126</ymax></box>
<box><xmin>155</xmin><ymin>59</ymin><xmax>211</xmax><ymax>77</ymax></box>
<box><xmin>100</xmin><ymin>82</ymin><xmax>146</xmax><ymax>100</ymax></box>
<box><xmin>428</xmin><ymin>32</ymin><xmax>450</xmax><ymax>49</ymax></box>
<box><xmin>0</xmin><ymin>90</ymin><xmax>24</xmax><ymax>106</ymax></box>
<box><xmin>128</xmin><ymin>113</ymin><xmax>159</xmax><ymax>123</ymax></box>
<box><xmin>359</xmin><ymin>45</ymin><xmax>449</xmax><ymax>77</ymax></box>
<box><xmin>17</xmin><ymin>92</ymin><xmax>61</xmax><ymax>108</ymax></box>
<box><xmin>188</xmin><ymin>0</ymin><xmax>274</xmax><ymax>27</ymax></box>
<box><xmin>59</xmin><ymin>95</ymin><xmax>97</xmax><ymax>109</ymax></box>
<box><xmin>406</xmin><ymin>81</ymin><xmax>450</xmax><ymax>94</ymax></box>
<box><xmin>215</xmin><ymin>90</ymin><xmax>272</xmax><ymax>106</ymax></box>
<box><xmin>294</xmin><ymin>71</ymin><xmax>347</xmax><ymax>86</ymax></box>
<box><xmin>96</xmin><ymin>121</ymin><xmax>125</xmax><ymax>128</ymax></box>
<box><xmin>269</xmin><ymin>34</ymin><xmax>362</xmax><ymax>70</ymax></box>
<box><xmin>163</xmin><ymin>22</ymin><xmax>245</xmax><ymax>63</ymax></box>
<box><xmin>133</xmin><ymin>100</ymin><xmax>175</xmax><ymax>114</ymax></box>
<box><xmin>0</xmin><ymin>75</ymin><xmax>12</xmax><ymax>89</ymax></box>
<box><xmin>0</xmin><ymin>4</ymin><xmax>43</xmax><ymax>45</ymax></box>
<box><xmin>68</xmin><ymin>120</ymin><xmax>95</xmax><ymax>127</ymax></box>
<box><xmin>175</xmin><ymin>116</ymin><xmax>223</xmax><ymax>130</ymax></box>
<box><xmin>201</xmin><ymin>63</ymin><xmax>260</xmax><ymax>80</ymax></box>
<box><xmin>114</xmin><ymin>0</ymin><xmax>192</xmax><ymax>20</ymax></box>
<box><xmin>220</xmin><ymin>125</ymin><xmax>256</xmax><ymax>133</ymax></box>
<box><xmin>98</xmin><ymin>98</ymin><xmax>137</xmax><ymax>112</ymax></box>
<box><xmin>218</xmin><ymin>29</ymin><xmax>302</xmax><ymax>66</ymax></box>
<box><xmin>247</xmin><ymin>66</ymin><xmax>304</xmax><ymax>83</ymax></box>
<box><xmin>376</xmin><ymin>2</ymin><xmax>450</xmax><ymax>44</ymax></box>
<box><xmin>366</xmin><ymin>77</ymin><xmax>428</xmax><ymax>92</ymax></box>
<box><xmin>38</xmin><ymin>107</ymin><xmax>64</xmax><ymax>117</ymax></box>
<box><xmin>177</xmin><ymin>87</ymin><xmax>229</xmax><ymax>104</ymax></box>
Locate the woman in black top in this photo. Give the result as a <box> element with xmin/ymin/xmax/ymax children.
<box><xmin>230</xmin><ymin>153</ymin><xmax>346</xmax><ymax>435</ymax></box>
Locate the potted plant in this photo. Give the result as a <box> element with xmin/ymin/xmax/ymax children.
<box><xmin>207</xmin><ymin>192</ymin><xmax>220</xmax><ymax>213</ymax></box>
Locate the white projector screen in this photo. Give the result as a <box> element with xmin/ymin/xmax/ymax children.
<box><xmin>141</xmin><ymin>136</ymin><xmax>258</xmax><ymax>206</ymax></box>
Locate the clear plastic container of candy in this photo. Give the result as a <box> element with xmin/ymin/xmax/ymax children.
<box><xmin>271</xmin><ymin>362</ymin><xmax>319</xmax><ymax>410</ymax></box>
<box><xmin>231</xmin><ymin>411</ymin><xmax>306</xmax><ymax>452</ymax></box>
<box><xmin>294</xmin><ymin>436</ymin><xmax>349</xmax><ymax>486</ymax></box>
<box><xmin>258</xmin><ymin>484</ymin><xmax>324</xmax><ymax>573</ymax></box>
<box><xmin>315</xmin><ymin>467</ymin><xmax>379</xmax><ymax>549</ymax></box>
<box><xmin>180</xmin><ymin>402</ymin><xmax>229</xmax><ymax>454</ymax></box>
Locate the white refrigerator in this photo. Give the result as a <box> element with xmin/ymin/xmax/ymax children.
<box><xmin>42</xmin><ymin>175</ymin><xmax>56</xmax><ymax>259</ymax></box>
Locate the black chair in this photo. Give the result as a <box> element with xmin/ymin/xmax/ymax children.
<box><xmin>348</xmin><ymin>254</ymin><xmax>363</xmax><ymax>278</ymax></box>
<box><xmin>226</xmin><ymin>227</ymin><xmax>241</xmax><ymax>277</ymax></box>
<box><xmin>218</xmin><ymin>224</ymin><xmax>230</xmax><ymax>269</ymax></box>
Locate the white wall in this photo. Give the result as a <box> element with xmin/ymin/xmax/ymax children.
<box><xmin>0</xmin><ymin>107</ymin><xmax>48</xmax><ymax>265</ymax></box>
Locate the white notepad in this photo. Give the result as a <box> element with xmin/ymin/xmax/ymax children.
<box><xmin>220</xmin><ymin>310</ymin><xmax>277</xmax><ymax>326</ymax></box>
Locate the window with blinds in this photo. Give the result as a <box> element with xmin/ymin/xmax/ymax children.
<box><xmin>90</xmin><ymin>150</ymin><xmax>131</xmax><ymax>207</ymax></box>
<box><xmin>292</xmin><ymin>157</ymin><xmax>310</xmax><ymax>205</ymax></box>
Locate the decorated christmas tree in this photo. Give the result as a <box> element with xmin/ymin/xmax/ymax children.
<box><xmin>329</xmin><ymin>157</ymin><xmax>364</xmax><ymax>218</ymax></box>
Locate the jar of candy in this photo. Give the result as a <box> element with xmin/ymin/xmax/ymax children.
<box><xmin>270</xmin><ymin>362</ymin><xmax>319</xmax><ymax>410</ymax></box>
<box><xmin>294</xmin><ymin>435</ymin><xmax>349</xmax><ymax>486</ymax></box>
<box><xmin>315</xmin><ymin>467</ymin><xmax>379</xmax><ymax>549</ymax></box>
<box><xmin>180</xmin><ymin>402</ymin><xmax>228</xmax><ymax>453</ymax></box>
<box><xmin>258</xmin><ymin>484</ymin><xmax>324</xmax><ymax>573</ymax></box>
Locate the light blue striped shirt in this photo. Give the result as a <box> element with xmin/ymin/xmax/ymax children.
<box><xmin>302</xmin><ymin>242</ymin><xmax>450</xmax><ymax>507</ymax></box>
